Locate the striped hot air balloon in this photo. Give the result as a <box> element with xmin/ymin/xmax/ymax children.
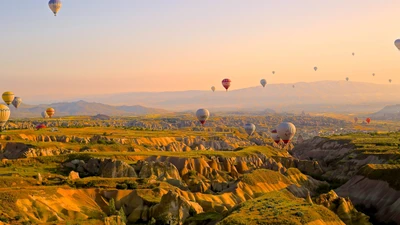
<box><xmin>46</xmin><ymin>108</ymin><xmax>55</xmax><ymax>118</ymax></box>
<box><xmin>0</xmin><ymin>104</ymin><xmax>10</xmax><ymax>131</ymax></box>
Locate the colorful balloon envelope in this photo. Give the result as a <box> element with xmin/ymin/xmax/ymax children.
<box><xmin>2</xmin><ymin>92</ymin><xmax>14</xmax><ymax>105</ymax></box>
<box><xmin>196</xmin><ymin>109</ymin><xmax>210</xmax><ymax>125</ymax></box>
<box><xmin>277</xmin><ymin>122</ymin><xmax>296</xmax><ymax>144</ymax></box>
<box><xmin>0</xmin><ymin>104</ymin><xmax>10</xmax><ymax>129</ymax></box>
<box><xmin>48</xmin><ymin>0</ymin><xmax>62</xmax><ymax>16</ymax></box>
<box><xmin>46</xmin><ymin>108</ymin><xmax>55</xmax><ymax>118</ymax></box>
<box><xmin>12</xmin><ymin>97</ymin><xmax>22</xmax><ymax>109</ymax></box>
<box><xmin>221</xmin><ymin>79</ymin><xmax>231</xmax><ymax>91</ymax></box>
<box><xmin>366</xmin><ymin>118</ymin><xmax>371</xmax><ymax>124</ymax></box>
<box><xmin>354</xmin><ymin>117</ymin><xmax>358</xmax><ymax>123</ymax></box>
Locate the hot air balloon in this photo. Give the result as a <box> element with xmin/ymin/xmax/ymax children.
<box><xmin>270</xmin><ymin>129</ymin><xmax>281</xmax><ymax>144</ymax></box>
<box><xmin>260</xmin><ymin>79</ymin><xmax>267</xmax><ymax>88</ymax></box>
<box><xmin>366</xmin><ymin>118</ymin><xmax>371</xmax><ymax>124</ymax></box>
<box><xmin>352</xmin><ymin>52</ymin><xmax>355</xmax><ymax>56</ymax></box>
<box><xmin>292</xmin><ymin>85</ymin><xmax>295</xmax><ymax>88</ymax></box>
<box><xmin>48</xmin><ymin>0</ymin><xmax>62</xmax><ymax>16</ymax></box>
<box><xmin>244</xmin><ymin>123</ymin><xmax>256</xmax><ymax>136</ymax></box>
<box><xmin>314</xmin><ymin>67</ymin><xmax>318</xmax><ymax>71</ymax></box>
<box><xmin>211</xmin><ymin>86</ymin><xmax>216</xmax><ymax>92</ymax></box>
<box><xmin>0</xmin><ymin>105</ymin><xmax>10</xmax><ymax>131</ymax></box>
<box><xmin>36</xmin><ymin>124</ymin><xmax>47</xmax><ymax>130</ymax></box>
<box><xmin>272</xmin><ymin>71</ymin><xmax>275</xmax><ymax>75</ymax></box>
<box><xmin>277</xmin><ymin>122</ymin><xmax>296</xmax><ymax>144</ymax></box>
<box><xmin>222</xmin><ymin>79</ymin><xmax>231</xmax><ymax>91</ymax></box>
<box><xmin>354</xmin><ymin>117</ymin><xmax>358</xmax><ymax>123</ymax></box>
<box><xmin>389</xmin><ymin>79</ymin><xmax>392</xmax><ymax>83</ymax></box>
<box><xmin>12</xmin><ymin>97</ymin><xmax>22</xmax><ymax>109</ymax></box>
<box><xmin>372</xmin><ymin>73</ymin><xmax>375</xmax><ymax>77</ymax></box>
<box><xmin>2</xmin><ymin>92</ymin><xmax>14</xmax><ymax>105</ymax></box>
<box><xmin>46</xmin><ymin>108</ymin><xmax>55</xmax><ymax>118</ymax></box>
<box><xmin>346</xmin><ymin>77</ymin><xmax>349</xmax><ymax>81</ymax></box>
<box><xmin>196</xmin><ymin>109</ymin><xmax>210</xmax><ymax>126</ymax></box>
<box><xmin>395</xmin><ymin>39</ymin><xmax>400</xmax><ymax>51</ymax></box>
<box><xmin>41</xmin><ymin>111</ymin><xmax>49</xmax><ymax>119</ymax></box>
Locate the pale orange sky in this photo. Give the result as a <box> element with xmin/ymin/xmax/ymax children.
<box><xmin>0</xmin><ymin>0</ymin><xmax>399</xmax><ymax>101</ymax></box>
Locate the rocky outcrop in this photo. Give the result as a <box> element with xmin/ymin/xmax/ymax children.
<box><xmin>291</xmin><ymin>136</ymin><xmax>385</xmax><ymax>180</ymax></box>
<box><xmin>336</xmin><ymin>175</ymin><xmax>400</xmax><ymax>224</ymax></box>
<box><xmin>150</xmin><ymin>190</ymin><xmax>203</xmax><ymax>225</ymax></box>
<box><xmin>316</xmin><ymin>190</ymin><xmax>371</xmax><ymax>225</ymax></box>
<box><xmin>1</xmin><ymin>142</ymin><xmax>73</xmax><ymax>159</ymax></box>
<box><xmin>65</xmin><ymin>158</ymin><xmax>137</xmax><ymax>178</ymax></box>
<box><xmin>138</xmin><ymin>161</ymin><xmax>181</xmax><ymax>181</ymax></box>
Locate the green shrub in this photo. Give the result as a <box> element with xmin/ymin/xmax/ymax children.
<box><xmin>116</xmin><ymin>183</ymin><xmax>128</xmax><ymax>190</ymax></box>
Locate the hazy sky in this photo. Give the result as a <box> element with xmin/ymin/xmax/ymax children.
<box><xmin>0</xmin><ymin>0</ymin><xmax>399</xmax><ymax>99</ymax></box>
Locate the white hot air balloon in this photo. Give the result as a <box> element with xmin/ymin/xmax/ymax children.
<box><xmin>211</xmin><ymin>86</ymin><xmax>215</xmax><ymax>92</ymax></box>
<box><xmin>0</xmin><ymin>104</ymin><xmax>10</xmax><ymax>131</ymax></box>
<box><xmin>314</xmin><ymin>66</ymin><xmax>318</xmax><ymax>71</ymax></box>
<box><xmin>196</xmin><ymin>109</ymin><xmax>210</xmax><ymax>126</ymax></box>
<box><xmin>270</xmin><ymin>129</ymin><xmax>280</xmax><ymax>144</ymax></box>
<box><xmin>260</xmin><ymin>79</ymin><xmax>267</xmax><ymax>88</ymax></box>
<box><xmin>41</xmin><ymin>111</ymin><xmax>49</xmax><ymax>119</ymax></box>
<box><xmin>395</xmin><ymin>39</ymin><xmax>400</xmax><ymax>51</ymax></box>
<box><xmin>277</xmin><ymin>122</ymin><xmax>296</xmax><ymax>144</ymax></box>
<box><xmin>244</xmin><ymin>123</ymin><xmax>256</xmax><ymax>136</ymax></box>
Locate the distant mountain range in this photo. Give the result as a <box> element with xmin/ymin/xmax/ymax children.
<box><xmin>9</xmin><ymin>101</ymin><xmax>169</xmax><ymax>118</ymax></box>
<box><xmin>70</xmin><ymin>81</ymin><xmax>399</xmax><ymax>113</ymax></box>
<box><xmin>14</xmin><ymin>81</ymin><xmax>400</xmax><ymax>115</ymax></box>
<box><xmin>371</xmin><ymin>104</ymin><xmax>400</xmax><ymax>120</ymax></box>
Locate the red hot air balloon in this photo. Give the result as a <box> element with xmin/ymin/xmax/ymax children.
<box><xmin>222</xmin><ymin>79</ymin><xmax>231</xmax><ymax>91</ymax></box>
<box><xmin>36</xmin><ymin>124</ymin><xmax>47</xmax><ymax>130</ymax></box>
<box><xmin>366</xmin><ymin>118</ymin><xmax>371</xmax><ymax>124</ymax></box>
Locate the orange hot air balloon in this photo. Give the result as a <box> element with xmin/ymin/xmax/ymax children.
<box><xmin>222</xmin><ymin>78</ymin><xmax>231</xmax><ymax>91</ymax></box>
<box><xmin>46</xmin><ymin>108</ymin><xmax>55</xmax><ymax>118</ymax></box>
<box><xmin>366</xmin><ymin>118</ymin><xmax>371</xmax><ymax>124</ymax></box>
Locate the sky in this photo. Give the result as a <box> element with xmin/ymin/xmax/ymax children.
<box><xmin>0</xmin><ymin>0</ymin><xmax>399</xmax><ymax>101</ymax></box>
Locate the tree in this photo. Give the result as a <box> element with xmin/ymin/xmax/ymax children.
<box><xmin>108</xmin><ymin>198</ymin><xmax>117</xmax><ymax>216</ymax></box>
<box><xmin>118</xmin><ymin>207</ymin><xmax>127</xmax><ymax>224</ymax></box>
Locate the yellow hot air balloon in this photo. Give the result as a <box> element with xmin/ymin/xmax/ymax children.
<box><xmin>46</xmin><ymin>108</ymin><xmax>55</xmax><ymax>118</ymax></box>
<box><xmin>0</xmin><ymin>104</ymin><xmax>10</xmax><ymax>131</ymax></box>
<box><xmin>2</xmin><ymin>92</ymin><xmax>14</xmax><ymax>105</ymax></box>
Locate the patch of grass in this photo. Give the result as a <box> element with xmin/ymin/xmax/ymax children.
<box><xmin>218</xmin><ymin>190</ymin><xmax>344</xmax><ymax>225</ymax></box>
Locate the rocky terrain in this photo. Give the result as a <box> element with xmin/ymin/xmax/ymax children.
<box><xmin>0</xmin><ymin>117</ymin><xmax>398</xmax><ymax>224</ymax></box>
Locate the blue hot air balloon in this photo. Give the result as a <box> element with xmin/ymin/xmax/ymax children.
<box><xmin>48</xmin><ymin>0</ymin><xmax>62</xmax><ymax>16</ymax></box>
